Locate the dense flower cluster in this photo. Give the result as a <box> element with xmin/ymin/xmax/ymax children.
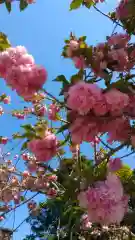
<box><xmin>116</xmin><ymin>0</ymin><xmax>132</xmax><ymax>20</ymax></box>
<box><xmin>67</xmin><ymin>81</ymin><xmax>133</xmax><ymax>144</ymax></box>
<box><xmin>0</xmin><ymin>165</ymin><xmax>58</xmax><ymax>205</ymax></box>
<box><xmin>0</xmin><ymin>0</ymin><xmax>135</xmax><ymax>233</ymax></box>
<box><xmin>67</xmin><ymin>81</ymin><xmax>130</xmax><ymax>116</ymax></box>
<box><xmin>70</xmin><ymin>115</ymin><xmax>130</xmax><ymax>144</ymax></box>
<box><xmin>28</xmin><ymin>131</ymin><xmax>58</xmax><ymax>162</ymax></box>
<box><xmin>65</xmin><ymin>33</ymin><xmax>135</xmax><ymax>76</ymax></box>
<box><xmin>0</xmin><ymin>46</ymin><xmax>47</xmax><ymax>99</ymax></box>
<box><xmin>78</xmin><ymin>173</ymin><xmax>129</xmax><ymax>225</ymax></box>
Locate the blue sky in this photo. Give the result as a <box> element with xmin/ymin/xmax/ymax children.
<box><xmin>0</xmin><ymin>0</ymin><xmax>134</xmax><ymax>239</ymax></box>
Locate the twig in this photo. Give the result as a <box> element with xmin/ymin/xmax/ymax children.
<box><xmin>43</xmin><ymin>89</ymin><xmax>64</xmax><ymax>107</ymax></box>
<box><xmin>120</xmin><ymin>150</ymin><xmax>135</xmax><ymax>159</ymax></box>
<box><xmin>13</xmin><ymin>216</ymin><xmax>29</xmax><ymax>233</ymax></box>
<box><xmin>93</xmin><ymin>6</ymin><xmax>123</xmax><ymax>28</ymax></box>
<box><xmin>97</xmin><ymin>136</ymin><xmax>113</xmax><ymax>150</ymax></box>
<box><xmin>102</xmin><ymin>142</ymin><xmax>126</xmax><ymax>161</ymax></box>
<box><xmin>111</xmin><ymin>22</ymin><xmax>119</xmax><ymax>36</ymax></box>
<box><xmin>1</xmin><ymin>193</ymin><xmax>39</xmax><ymax>218</ymax></box>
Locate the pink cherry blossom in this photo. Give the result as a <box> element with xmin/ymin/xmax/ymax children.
<box><xmin>72</xmin><ymin>56</ymin><xmax>86</xmax><ymax>69</ymax></box>
<box><xmin>67</xmin><ymin>81</ymin><xmax>102</xmax><ymax>115</ymax></box>
<box><xmin>6</xmin><ymin>64</ymin><xmax>47</xmax><ymax>99</ymax></box>
<box><xmin>26</xmin><ymin>0</ymin><xmax>35</xmax><ymax>3</ymax></box>
<box><xmin>28</xmin><ymin>132</ymin><xmax>58</xmax><ymax>162</ymax></box>
<box><xmin>78</xmin><ymin>173</ymin><xmax>128</xmax><ymax>225</ymax></box>
<box><xmin>69</xmin><ymin>40</ymin><xmax>79</xmax><ymax>51</ymax></box>
<box><xmin>108</xmin><ymin>48</ymin><xmax>129</xmax><ymax>71</ymax></box>
<box><xmin>81</xmin><ymin>214</ymin><xmax>92</xmax><ymax>230</ymax></box>
<box><xmin>104</xmin><ymin>117</ymin><xmax>131</xmax><ymax>143</ymax></box>
<box><xmin>3</xmin><ymin>96</ymin><xmax>11</xmax><ymax>104</ymax></box>
<box><xmin>104</xmin><ymin>89</ymin><xmax>129</xmax><ymax>116</ymax></box>
<box><xmin>0</xmin><ymin>46</ymin><xmax>47</xmax><ymax>99</ymax></box>
<box><xmin>116</xmin><ymin>0</ymin><xmax>130</xmax><ymax>20</ymax></box>
<box><xmin>70</xmin><ymin>116</ymin><xmax>100</xmax><ymax>144</ymax></box>
<box><xmin>48</xmin><ymin>103</ymin><xmax>60</xmax><ymax>120</ymax></box>
<box><xmin>107</xmin><ymin>34</ymin><xmax>130</xmax><ymax>47</ymax></box>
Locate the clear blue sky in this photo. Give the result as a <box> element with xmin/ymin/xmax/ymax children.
<box><xmin>0</xmin><ymin>0</ymin><xmax>134</xmax><ymax>239</ymax></box>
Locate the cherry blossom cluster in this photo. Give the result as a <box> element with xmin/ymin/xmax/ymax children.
<box><xmin>12</xmin><ymin>107</ymin><xmax>33</xmax><ymax>119</ymax></box>
<box><xmin>65</xmin><ymin>33</ymin><xmax>135</xmax><ymax>76</ymax></box>
<box><xmin>78</xmin><ymin>173</ymin><xmax>129</xmax><ymax>225</ymax></box>
<box><xmin>80</xmin><ymin>219</ymin><xmax>130</xmax><ymax>240</ymax></box>
<box><xmin>67</xmin><ymin>81</ymin><xmax>135</xmax><ymax>144</ymax></box>
<box><xmin>27</xmin><ymin>130</ymin><xmax>58</xmax><ymax>162</ymax></box>
<box><xmin>0</xmin><ymin>161</ymin><xmax>58</xmax><ymax>214</ymax></box>
<box><xmin>0</xmin><ymin>46</ymin><xmax>47</xmax><ymax>100</ymax></box>
<box><xmin>116</xmin><ymin>0</ymin><xmax>133</xmax><ymax>21</ymax></box>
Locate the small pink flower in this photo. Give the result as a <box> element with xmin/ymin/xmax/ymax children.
<box><xmin>0</xmin><ymin>216</ymin><xmax>4</xmax><ymax>221</ymax></box>
<box><xmin>26</xmin><ymin>0</ymin><xmax>35</xmax><ymax>4</ymax></box>
<box><xmin>72</xmin><ymin>56</ymin><xmax>86</xmax><ymax>69</ymax></box>
<box><xmin>1</xmin><ymin>137</ymin><xmax>8</xmax><ymax>144</ymax></box>
<box><xmin>107</xmin><ymin>34</ymin><xmax>130</xmax><ymax>47</ymax></box>
<box><xmin>48</xmin><ymin>103</ymin><xmax>60</xmax><ymax>120</ymax></box>
<box><xmin>22</xmin><ymin>153</ymin><xmax>29</xmax><ymax>161</ymax></box>
<box><xmin>34</xmin><ymin>104</ymin><xmax>47</xmax><ymax>116</ymax></box>
<box><xmin>3</xmin><ymin>96</ymin><xmax>11</xmax><ymax>104</ymax></box>
<box><xmin>108</xmin><ymin>48</ymin><xmax>129</xmax><ymax>71</ymax></box>
<box><xmin>116</xmin><ymin>0</ymin><xmax>129</xmax><ymax>19</ymax></box>
<box><xmin>22</xmin><ymin>171</ymin><xmax>30</xmax><ymax>178</ymax></box>
<box><xmin>0</xmin><ymin>106</ymin><xmax>4</xmax><ymax>115</ymax></box>
<box><xmin>91</xmin><ymin>136</ymin><xmax>100</xmax><ymax>147</ymax></box>
<box><xmin>47</xmin><ymin>188</ymin><xmax>57</xmax><ymax>198</ymax></box>
<box><xmin>47</xmin><ymin>175</ymin><xmax>58</xmax><ymax>182</ymax></box>
<box><xmin>69</xmin><ymin>40</ymin><xmax>79</xmax><ymax>51</ymax></box>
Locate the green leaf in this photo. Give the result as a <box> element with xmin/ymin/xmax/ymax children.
<box><xmin>0</xmin><ymin>32</ymin><xmax>11</xmax><ymax>52</ymax></box>
<box><xmin>20</xmin><ymin>0</ymin><xmax>28</xmax><ymax>11</ymax></box>
<box><xmin>85</xmin><ymin>46</ymin><xmax>93</xmax><ymax>60</ymax></box>
<box><xmin>57</xmin><ymin>123</ymin><xmax>69</xmax><ymax>134</ymax></box>
<box><xmin>59</xmin><ymin>134</ymin><xmax>70</xmax><ymax>146</ymax></box>
<box><xmin>21</xmin><ymin>141</ymin><xmax>29</xmax><ymax>150</ymax></box>
<box><xmin>104</xmin><ymin>72</ymin><xmax>113</xmax><ymax>87</ymax></box>
<box><xmin>70</xmin><ymin>74</ymin><xmax>79</xmax><ymax>84</ymax></box>
<box><xmin>70</xmin><ymin>0</ymin><xmax>82</xmax><ymax>10</ymax></box>
<box><xmin>79</xmin><ymin>36</ymin><xmax>86</xmax><ymax>41</ymax></box>
<box><xmin>80</xmin><ymin>42</ymin><xmax>86</xmax><ymax>48</ymax></box>
<box><xmin>70</xmin><ymin>70</ymin><xmax>84</xmax><ymax>83</ymax></box>
<box><xmin>84</xmin><ymin>1</ymin><xmax>94</xmax><ymax>8</ymax></box>
<box><xmin>22</xmin><ymin>132</ymin><xmax>36</xmax><ymax>139</ymax></box>
<box><xmin>54</xmin><ymin>75</ymin><xmax>69</xmax><ymax>84</ymax></box>
<box><xmin>21</xmin><ymin>124</ymin><xmax>35</xmax><ymax>132</ymax></box>
<box><xmin>20</xmin><ymin>196</ymin><xmax>26</xmax><ymax>201</ymax></box>
<box><xmin>5</xmin><ymin>1</ymin><xmax>11</xmax><ymax>13</ymax></box>
<box><xmin>64</xmin><ymin>39</ymin><xmax>70</xmax><ymax>44</ymax></box>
